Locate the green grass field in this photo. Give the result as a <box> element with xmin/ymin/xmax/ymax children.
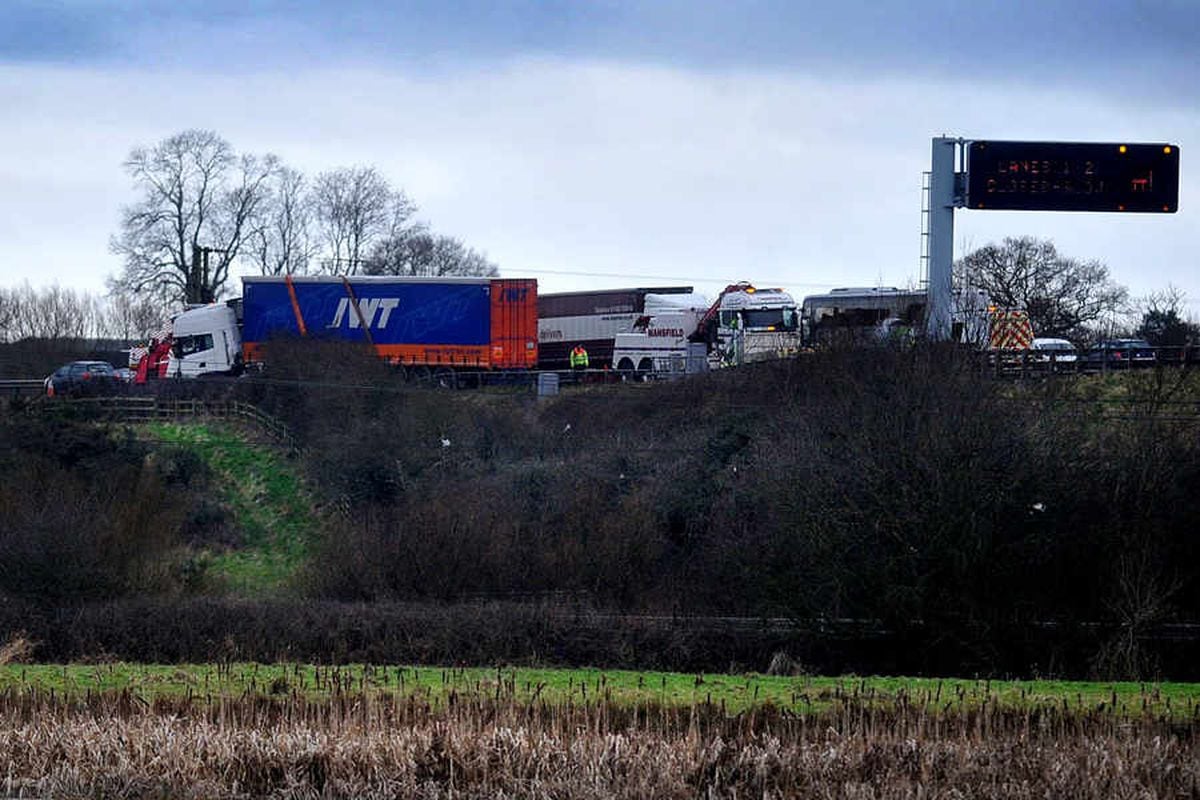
<box><xmin>148</xmin><ymin>422</ymin><xmax>315</xmax><ymax>593</ymax></box>
<box><xmin>4</xmin><ymin>663</ymin><xmax>1199</xmax><ymax>719</ymax></box>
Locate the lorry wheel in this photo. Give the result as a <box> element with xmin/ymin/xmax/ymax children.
<box><xmin>433</xmin><ymin>368</ymin><xmax>457</xmax><ymax>389</ymax></box>
<box><xmin>392</xmin><ymin>364</ymin><xmax>408</xmax><ymax>382</ymax></box>
<box><xmin>637</xmin><ymin>358</ymin><xmax>654</xmax><ymax>381</ymax></box>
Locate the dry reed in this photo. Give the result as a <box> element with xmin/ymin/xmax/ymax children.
<box><xmin>0</xmin><ymin>632</ymin><xmax>34</xmax><ymax>665</ymax></box>
<box><xmin>0</xmin><ymin>686</ymin><xmax>1196</xmax><ymax>798</ymax></box>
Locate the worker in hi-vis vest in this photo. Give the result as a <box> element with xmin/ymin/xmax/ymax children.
<box><xmin>569</xmin><ymin>344</ymin><xmax>590</xmax><ymax>370</ymax></box>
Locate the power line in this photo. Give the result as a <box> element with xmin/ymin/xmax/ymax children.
<box><xmin>503</xmin><ymin>267</ymin><xmax>837</xmax><ymax>289</ymax></box>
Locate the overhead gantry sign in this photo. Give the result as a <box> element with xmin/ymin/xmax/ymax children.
<box><xmin>925</xmin><ymin>138</ymin><xmax>1181</xmax><ymax>339</ymax></box>
<box><xmin>966</xmin><ymin>140</ymin><xmax>1179</xmax><ymax>213</ymax></box>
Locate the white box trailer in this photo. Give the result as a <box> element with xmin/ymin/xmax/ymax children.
<box><xmin>537</xmin><ymin>286</ymin><xmax>693</xmax><ymax>369</ymax></box>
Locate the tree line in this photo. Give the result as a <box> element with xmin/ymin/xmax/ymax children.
<box><xmin>4</xmin><ymin>249</ymin><xmax>1191</xmax><ymax>349</ymax></box>
<box><xmin>0</xmin><ymin>284</ymin><xmax>164</xmax><ymax>345</ymax></box>
<box><xmin>954</xmin><ymin>236</ymin><xmax>1199</xmax><ymax>346</ymax></box>
<box><xmin>109</xmin><ymin>129</ymin><xmax>498</xmax><ymax>306</ymax></box>
<box><xmin>4</xmin><ymin>127</ymin><xmax>1198</xmax><ymax>348</ymax></box>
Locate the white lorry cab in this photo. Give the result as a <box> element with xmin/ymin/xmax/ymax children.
<box><xmin>165</xmin><ymin>303</ymin><xmax>242</xmax><ymax>378</ymax></box>
<box><xmin>611</xmin><ymin>284</ymin><xmax>803</xmax><ymax>375</ymax></box>
<box><xmin>710</xmin><ymin>286</ymin><xmax>802</xmax><ymax>366</ymax></box>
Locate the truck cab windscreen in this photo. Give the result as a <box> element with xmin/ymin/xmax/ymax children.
<box><xmin>740</xmin><ymin>309</ymin><xmax>798</xmax><ymax>330</ymax></box>
<box><xmin>174</xmin><ymin>333</ymin><xmax>214</xmax><ymax>357</ymax></box>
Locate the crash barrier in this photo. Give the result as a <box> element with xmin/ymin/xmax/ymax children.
<box><xmin>417</xmin><ymin>368</ymin><xmax>689</xmax><ymax>389</ymax></box>
<box><xmin>980</xmin><ymin>345</ymin><xmax>1199</xmax><ymax>378</ymax></box>
<box><xmin>0</xmin><ymin>379</ymin><xmax>45</xmax><ymax>398</ymax></box>
<box><xmin>34</xmin><ymin>396</ymin><xmax>298</xmax><ymax>451</ymax></box>
<box><xmin>9</xmin><ymin>347</ymin><xmax>1198</xmax><ymax>407</ymax></box>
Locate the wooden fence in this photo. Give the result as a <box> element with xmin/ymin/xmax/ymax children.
<box><xmin>32</xmin><ymin>396</ymin><xmax>298</xmax><ymax>450</ymax></box>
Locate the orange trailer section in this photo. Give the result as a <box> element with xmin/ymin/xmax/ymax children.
<box><xmin>488</xmin><ymin>279</ymin><xmax>539</xmax><ymax>369</ymax></box>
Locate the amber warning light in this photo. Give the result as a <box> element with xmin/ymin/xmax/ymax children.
<box><xmin>966</xmin><ymin>141</ymin><xmax>1180</xmax><ymax>213</ymax></box>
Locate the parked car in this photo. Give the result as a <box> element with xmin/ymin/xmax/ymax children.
<box><xmin>44</xmin><ymin>360</ymin><xmax>122</xmax><ymax>397</ymax></box>
<box><xmin>1031</xmin><ymin>338</ymin><xmax>1079</xmax><ymax>365</ymax></box>
<box><xmin>1085</xmin><ymin>339</ymin><xmax>1157</xmax><ymax>369</ymax></box>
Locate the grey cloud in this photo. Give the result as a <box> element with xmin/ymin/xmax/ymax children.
<box><xmin>3</xmin><ymin>1</ymin><xmax>1196</xmax><ymax>107</ymax></box>
<box><xmin>1</xmin><ymin>61</ymin><xmax>1195</xmax><ymax>302</ymax></box>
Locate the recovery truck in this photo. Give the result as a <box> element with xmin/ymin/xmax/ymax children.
<box><xmin>611</xmin><ymin>283</ymin><xmax>803</xmax><ymax>375</ymax></box>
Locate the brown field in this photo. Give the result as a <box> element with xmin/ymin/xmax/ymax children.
<box><xmin>1</xmin><ymin>687</ymin><xmax>1197</xmax><ymax>798</ymax></box>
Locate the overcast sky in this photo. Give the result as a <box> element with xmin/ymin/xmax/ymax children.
<box><xmin>2</xmin><ymin>0</ymin><xmax>1197</xmax><ymax>308</ymax></box>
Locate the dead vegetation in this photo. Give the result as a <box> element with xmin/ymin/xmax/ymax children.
<box><xmin>0</xmin><ymin>687</ymin><xmax>1195</xmax><ymax>798</ymax></box>
<box><xmin>0</xmin><ymin>632</ymin><xmax>33</xmax><ymax>665</ymax></box>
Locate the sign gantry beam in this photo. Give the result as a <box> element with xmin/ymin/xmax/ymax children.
<box><xmin>925</xmin><ymin>138</ymin><xmax>1180</xmax><ymax>341</ymax></box>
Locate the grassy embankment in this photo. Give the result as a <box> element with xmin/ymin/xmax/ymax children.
<box><xmin>146</xmin><ymin>422</ymin><xmax>314</xmax><ymax>593</ymax></box>
<box><xmin>3</xmin><ymin>663</ymin><xmax>1199</xmax><ymax>719</ymax></box>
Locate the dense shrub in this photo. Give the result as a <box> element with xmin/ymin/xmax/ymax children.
<box><xmin>9</xmin><ymin>340</ymin><xmax>1199</xmax><ymax>678</ymax></box>
<box><xmin>0</xmin><ymin>418</ymin><xmax>200</xmax><ymax>600</ymax></box>
<box><xmin>235</xmin><ymin>342</ymin><xmax>1200</xmax><ymax>678</ymax></box>
<box><xmin>2</xmin><ymin>596</ymin><xmax>1176</xmax><ymax>676</ymax></box>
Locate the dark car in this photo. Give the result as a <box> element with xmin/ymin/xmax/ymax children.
<box><xmin>1085</xmin><ymin>339</ymin><xmax>1157</xmax><ymax>369</ymax></box>
<box><xmin>45</xmin><ymin>360</ymin><xmax>122</xmax><ymax>397</ymax></box>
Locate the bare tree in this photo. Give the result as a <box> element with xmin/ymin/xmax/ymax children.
<box><xmin>1133</xmin><ymin>286</ymin><xmax>1199</xmax><ymax>347</ymax></box>
<box><xmin>428</xmin><ymin>235</ymin><xmax>498</xmax><ymax>277</ymax></box>
<box><xmin>110</xmin><ymin>130</ymin><xmax>276</xmax><ymax>304</ymax></box>
<box><xmin>4</xmin><ymin>284</ymin><xmax>32</xmax><ymax>341</ymax></box>
<box><xmin>0</xmin><ymin>287</ymin><xmax>14</xmax><ymax>343</ymax></box>
<box><xmin>246</xmin><ymin>165</ymin><xmax>315</xmax><ymax>276</ymax></box>
<box><xmin>366</xmin><ymin>223</ymin><xmax>433</xmax><ymax>275</ymax></box>
<box><xmin>3</xmin><ymin>283</ymin><xmax>100</xmax><ymax>341</ymax></box>
<box><xmin>102</xmin><ymin>291</ymin><xmax>168</xmax><ymax>342</ymax></box>
<box><xmin>365</xmin><ymin>228</ymin><xmax>499</xmax><ymax>277</ymax></box>
<box><xmin>954</xmin><ymin>236</ymin><xmax>1128</xmax><ymax>339</ymax></box>
<box><xmin>311</xmin><ymin>166</ymin><xmax>414</xmax><ymax>274</ymax></box>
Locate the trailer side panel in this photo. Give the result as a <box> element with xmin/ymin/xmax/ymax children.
<box><xmin>537</xmin><ymin>286</ymin><xmax>692</xmax><ymax>369</ymax></box>
<box><xmin>242</xmin><ymin>276</ymin><xmax>536</xmax><ymax>369</ymax></box>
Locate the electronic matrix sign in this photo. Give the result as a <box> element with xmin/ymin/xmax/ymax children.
<box><xmin>967</xmin><ymin>141</ymin><xmax>1179</xmax><ymax>213</ymax></box>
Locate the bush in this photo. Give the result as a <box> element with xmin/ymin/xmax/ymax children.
<box><xmin>0</xmin><ymin>417</ymin><xmax>193</xmax><ymax>600</ymax></box>
<box><xmin>0</xmin><ymin>596</ymin><xmax>1195</xmax><ymax>677</ymax></box>
<box><xmin>274</xmin><ymin>347</ymin><xmax>1200</xmax><ymax>676</ymax></box>
<box><xmin>11</xmin><ymin>343</ymin><xmax>1199</xmax><ymax>678</ymax></box>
